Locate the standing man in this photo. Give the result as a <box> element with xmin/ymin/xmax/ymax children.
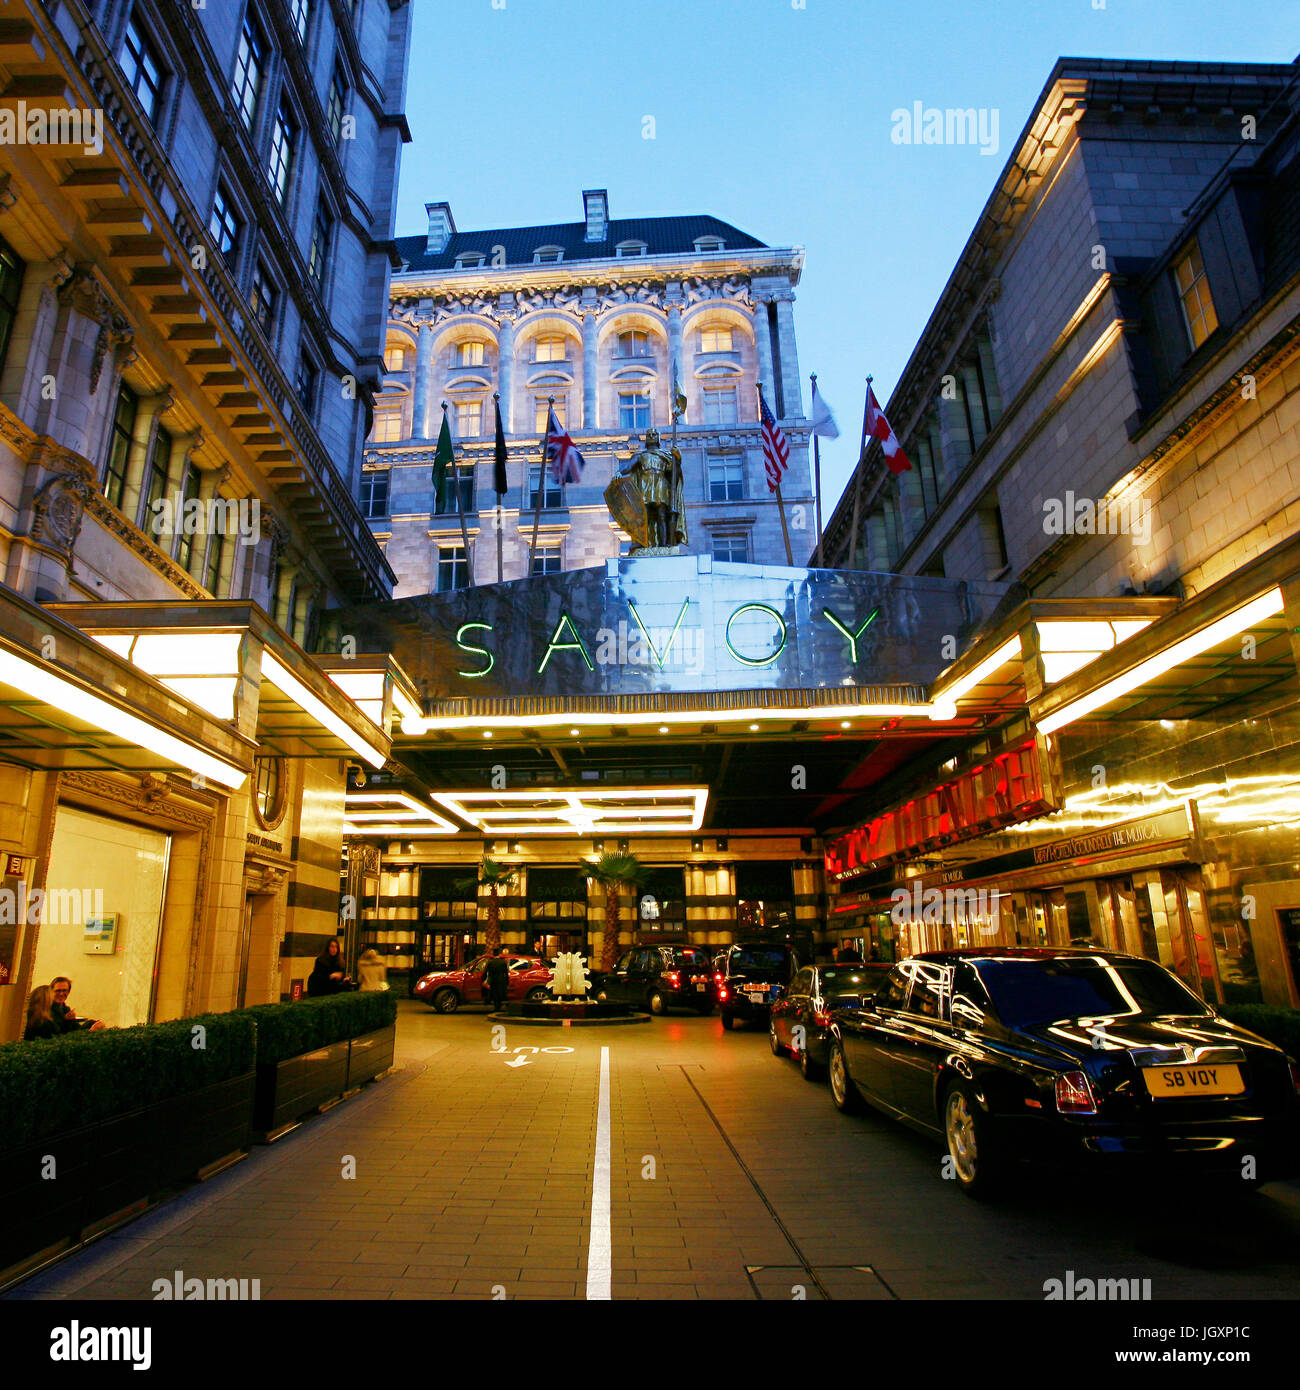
<box><xmin>484</xmin><ymin>946</ymin><xmax>510</xmax><ymax>1013</ymax></box>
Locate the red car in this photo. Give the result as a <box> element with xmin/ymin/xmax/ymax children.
<box><xmin>414</xmin><ymin>954</ymin><xmax>553</xmax><ymax>1013</ymax></box>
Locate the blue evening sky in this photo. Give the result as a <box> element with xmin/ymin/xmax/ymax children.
<box><xmin>393</xmin><ymin>0</ymin><xmax>1297</xmax><ymax>521</ymax></box>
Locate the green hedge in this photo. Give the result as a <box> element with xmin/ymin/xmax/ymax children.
<box><xmin>0</xmin><ymin>1012</ymin><xmax>255</xmax><ymax>1150</ymax></box>
<box><xmin>1221</xmin><ymin>1005</ymin><xmax>1300</xmax><ymax>1058</ymax></box>
<box><xmin>245</xmin><ymin>991</ymin><xmax>397</xmax><ymax>1066</ymax></box>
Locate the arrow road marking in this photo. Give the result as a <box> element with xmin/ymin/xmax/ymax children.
<box><xmin>504</xmin><ymin>1055</ymin><xmax>531</xmax><ymax>1068</ymax></box>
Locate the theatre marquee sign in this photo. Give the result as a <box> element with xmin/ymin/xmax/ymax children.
<box><xmin>334</xmin><ymin>557</ymin><xmax>1010</xmax><ymax>701</ymax></box>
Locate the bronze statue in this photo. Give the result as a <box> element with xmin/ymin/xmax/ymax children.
<box><xmin>607</xmin><ymin>427</ymin><xmax>688</xmax><ymax>551</ymax></box>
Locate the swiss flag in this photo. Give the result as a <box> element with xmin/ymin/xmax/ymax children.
<box><xmin>866</xmin><ymin>383</ymin><xmax>912</xmax><ymax>474</ymax></box>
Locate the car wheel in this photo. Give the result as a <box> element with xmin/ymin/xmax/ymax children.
<box><xmin>432</xmin><ymin>988</ymin><xmax>459</xmax><ymax>1014</ymax></box>
<box><xmin>525</xmin><ymin>987</ymin><xmax>550</xmax><ymax>1003</ymax></box>
<box><xmin>944</xmin><ymin>1081</ymin><xmax>1002</xmax><ymax>1198</ymax></box>
<box><xmin>828</xmin><ymin>1040</ymin><xmax>862</xmax><ymax>1113</ymax></box>
<box><xmin>799</xmin><ymin>1041</ymin><xmax>823</xmax><ymax>1082</ymax></box>
<box><xmin>720</xmin><ymin>1011</ymin><xmax>736</xmax><ymax>1031</ymax></box>
<box><xmin>648</xmin><ymin>990</ymin><xmax>667</xmax><ymax>1016</ymax></box>
<box><xmin>769</xmin><ymin>1018</ymin><xmax>785</xmax><ymax>1056</ymax></box>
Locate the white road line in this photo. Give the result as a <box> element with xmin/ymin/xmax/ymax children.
<box><xmin>586</xmin><ymin>1044</ymin><xmax>612</xmax><ymax>1300</ymax></box>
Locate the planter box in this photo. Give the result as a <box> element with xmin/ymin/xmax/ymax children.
<box><xmin>0</xmin><ymin>1071</ymin><xmax>254</xmax><ymax>1281</ymax></box>
<box><xmin>347</xmin><ymin>1024</ymin><xmax>395</xmax><ymax>1089</ymax></box>
<box><xmin>253</xmin><ymin>1039</ymin><xmax>350</xmax><ymax>1136</ymax></box>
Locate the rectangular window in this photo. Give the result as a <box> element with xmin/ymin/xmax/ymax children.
<box><xmin>437</xmin><ymin>545</ymin><xmax>469</xmax><ymax>592</ymax></box>
<box><xmin>371</xmin><ymin>406</ymin><xmax>403</xmax><ymax>443</ymax></box>
<box><xmin>915</xmin><ymin>433</ymin><xmax>939</xmax><ymax>515</ymax></box>
<box><xmin>360</xmin><ymin>469</ymin><xmax>390</xmax><ymax>518</ymax></box>
<box><xmin>119</xmin><ymin>15</ymin><xmax>165</xmax><ymax>126</ymax></box>
<box><xmin>707</xmin><ymin>457</ymin><xmax>744</xmax><ymax>502</ymax></box>
<box><xmin>327</xmin><ymin>70</ymin><xmax>347</xmax><ymax>143</ymax></box>
<box><xmin>0</xmin><ymin>233</ymin><xmax>25</xmax><ymax>372</ymax></box>
<box><xmin>531</xmin><ymin>543</ymin><xmax>562</xmax><ymax>576</ymax></box>
<box><xmin>269</xmin><ymin>102</ymin><xmax>296</xmax><ymax>206</ymax></box>
<box><xmin>175</xmin><ymin>462</ymin><xmax>200</xmax><ymax>568</ymax></box>
<box><xmin>203</xmin><ymin>528</ymin><xmax>225</xmax><ymax>595</ymax></box>
<box><xmin>209</xmin><ymin>186</ymin><xmax>241</xmax><ymax>267</ymax></box>
<box><xmin>534</xmin><ymin>336</ymin><xmax>565</xmax><ymax>363</ymax></box>
<box><xmin>436</xmin><ymin>463</ymin><xmax>475</xmax><ymax>515</ymax></box>
<box><xmin>618</xmin><ymin>392</ymin><xmax>651</xmax><ymax>431</ymax></box>
<box><xmin>527</xmin><ymin>464</ymin><xmax>562</xmax><ymax>510</ymax></box>
<box><xmin>618</xmin><ymin>331</ymin><xmax>650</xmax><ymax>358</ymax></box>
<box><xmin>457</xmin><ymin>341</ymin><xmax>485</xmax><ymax>367</ymax></box>
<box><xmin>534</xmin><ymin>396</ymin><xmax>565</xmax><ymax>432</ymax></box>
<box><xmin>250</xmin><ymin>264</ymin><xmax>277</xmax><ymax>336</ymax></box>
<box><xmin>699</xmin><ymin>326</ymin><xmax>733</xmax><ymax>353</ymax></box>
<box><xmin>289</xmin><ymin>0</ymin><xmax>311</xmax><ymax>41</ymax></box>
<box><xmin>231</xmin><ymin>20</ymin><xmax>264</xmax><ymax>129</ymax></box>
<box><xmin>296</xmin><ymin>353</ymin><xmax>317</xmax><ymax>414</ymax></box>
<box><xmin>1174</xmin><ymin>241</ymin><xmax>1219</xmax><ymax>350</ymax></box>
<box><xmin>455</xmin><ymin>400</ymin><xmax>482</xmax><ymax>437</ymax></box>
<box><xmin>103</xmin><ymin>384</ymin><xmax>138</xmax><ymax>510</ymax></box>
<box><xmin>308</xmin><ymin>205</ymin><xmax>332</xmax><ymax>286</ymax></box>
<box><xmin>140</xmin><ymin>425</ymin><xmax>173</xmax><ymax>532</ymax></box>
<box><xmin>712</xmin><ymin>532</ymin><xmax>748</xmax><ymax>564</ymax></box>
<box><xmin>702</xmin><ymin>387</ymin><xmax>738</xmax><ymax>425</ymax></box>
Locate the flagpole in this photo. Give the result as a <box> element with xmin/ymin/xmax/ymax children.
<box><xmin>810</xmin><ymin>372</ymin><xmax>824</xmax><ymax>566</ymax></box>
<box><xmin>445</xmin><ymin>402</ymin><xmax>473</xmax><ymax>587</ymax></box>
<box><xmin>493</xmin><ymin>391</ymin><xmax>504</xmax><ymax>584</ymax></box>
<box><xmin>526</xmin><ymin>394</ymin><xmax>554</xmax><ymax>574</ymax></box>
<box><xmin>758</xmin><ymin>382</ymin><xmax>794</xmax><ymax>566</ymax></box>
<box><xmin>848</xmin><ymin>376</ymin><xmax>871</xmax><ymax>569</ymax></box>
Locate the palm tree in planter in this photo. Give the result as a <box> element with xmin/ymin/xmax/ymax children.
<box><xmin>456</xmin><ymin>858</ymin><xmax>519</xmax><ymax>955</ymax></box>
<box><xmin>587</xmin><ymin>852</ymin><xmax>650</xmax><ymax>974</ymax></box>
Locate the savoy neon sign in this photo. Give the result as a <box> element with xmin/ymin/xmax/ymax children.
<box><xmin>453</xmin><ymin>600</ymin><xmax>880</xmax><ymax>678</ymax></box>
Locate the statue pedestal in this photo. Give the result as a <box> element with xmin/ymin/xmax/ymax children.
<box><xmin>628</xmin><ymin>545</ymin><xmax>687</xmax><ymax>558</ymax></box>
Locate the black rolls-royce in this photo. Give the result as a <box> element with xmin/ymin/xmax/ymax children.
<box><xmin>826</xmin><ymin>948</ymin><xmax>1300</xmax><ymax>1197</ymax></box>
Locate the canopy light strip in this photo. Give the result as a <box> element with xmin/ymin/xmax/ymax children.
<box><xmin>928</xmin><ymin>635</ymin><xmax>1023</xmax><ymax>720</ymax></box>
<box><xmin>1037</xmin><ymin>588</ymin><xmax>1286</xmax><ymax>734</ymax></box>
<box><xmin>0</xmin><ymin>648</ymin><xmax>248</xmax><ymax>789</ymax></box>
<box><xmin>343</xmin><ymin>791</ymin><xmax>459</xmax><ymax>834</ymax></box>
<box><xmin>262</xmin><ymin>651</ymin><xmax>387</xmax><ymax>767</ymax></box>
<box><xmin>432</xmin><ymin>787</ymin><xmax>709</xmax><ymax>835</ymax></box>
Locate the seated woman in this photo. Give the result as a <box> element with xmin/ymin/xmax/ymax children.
<box><xmin>307</xmin><ymin>938</ymin><xmax>352</xmax><ymax>996</ymax></box>
<box><xmin>24</xmin><ymin>985</ymin><xmax>66</xmax><ymax>1040</ymax></box>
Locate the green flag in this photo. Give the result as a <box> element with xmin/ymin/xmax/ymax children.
<box><xmin>432</xmin><ymin>410</ymin><xmax>454</xmax><ymax>512</ymax></box>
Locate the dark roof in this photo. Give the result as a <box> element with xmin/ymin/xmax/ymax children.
<box><xmin>394</xmin><ymin>215</ymin><xmax>767</xmax><ymax>273</ymax></box>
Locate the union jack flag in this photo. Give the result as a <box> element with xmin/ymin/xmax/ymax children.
<box><xmin>544</xmin><ymin>407</ymin><xmax>585</xmax><ymax>485</ymax></box>
<box><xmin>759</xmin><ymin>390</ymin><xmax>789</xmax><ymax>492</ymax></box>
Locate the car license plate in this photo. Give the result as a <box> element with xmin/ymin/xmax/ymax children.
<box><xmin>748</xmin><ymin>992</ymin><xmax>765</xmax><ymax>1005</ymax></box>
<box><xmin>1142</xmin><ymin>1063</ymin><xmax>1244</xmax><ymax>1097</ymax></box>
<box><xmin>695</xmin><ymin>982</ymin><xmax>705</xmax><ymax>992</ymax></box>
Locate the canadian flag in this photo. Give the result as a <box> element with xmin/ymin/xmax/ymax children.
<box><xmin>866</xmin><ymin>382</ymin><xmax>912</xmax><ymax>474</ymax></box>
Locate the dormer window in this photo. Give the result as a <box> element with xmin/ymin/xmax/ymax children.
<box><xmin>694</xmin><ymin>236</ymin><xmax>724</xmax><ymax>252</ymax></box>
<box><xmin>616</xmin><ymin>241</ymin><xmax>647</xmax><ymax>258</ymax></box>
<box><xmin>533</xmin><ymin>246</ymin><xmax>564</xmax><ymax>264</ymax></box>
<box><xmin>455</xmin><ymin>251</ymin><xmax>485</xmax><ymax>269</ymax></box>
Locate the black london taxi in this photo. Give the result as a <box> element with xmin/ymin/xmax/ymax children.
<box><xmin>717</xmin><ymin>942</ymin><xmax>798</xmax><ymax>1030</ymax></box>
<box><xmin>826</xmin><ymin>947</ymin><xmax>1300</xmax><ymax>1197</ymax></box>
<box><xmin>594</xmin><ymin>944</ymin><xmax>716</xmax><ymax>1015</ymax></box>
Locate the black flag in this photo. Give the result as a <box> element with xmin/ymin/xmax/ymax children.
<box><xmin>493</xmin><ymin>393</ymin><xmax>508</xmax><ymax>496</ymax></box>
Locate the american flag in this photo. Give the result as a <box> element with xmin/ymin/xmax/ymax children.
<box><xmin>759</xmin><ymin>390</ymin><xmax>789</xmax><ymax>492</ymax></box>
<box><xmin>544</xmin><ymin>407</ymin><xmax>585</xmax><ymax>485</ymax></box>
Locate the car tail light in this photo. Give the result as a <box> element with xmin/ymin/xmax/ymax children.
<box><xmin>714</xmin><ymin>971</ymin><xmax>723</xmax><ymax>983</ymax></box>
<box><xmin>719</xmin><ymin>986</ymin><xmax>729</xmax><ymax>1002</ymax></box>
<box><xmin>1289</xmin><ymin>1059</ymin><xmax>1300</xmax><ymax>1096</ymax></box>
<box><xmin>667</xmin><ymin>971</ymin><xmax>680</xmax><ymax>987</ymax></box>
<box><xmin>1055</xmin><ymin>1070</ymin><xmax>1097</xmax><ymax>1115</ymax></box>
<box><xmin>812</xmin><ymin>1008</ymin><xmax>831</xmax><ymax>1027</ymax></box>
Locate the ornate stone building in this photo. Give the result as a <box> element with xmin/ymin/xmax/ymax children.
<box><xmin>0</xmin><ymin>0</ymin><xmax>412</xmax><ymax>1039</ymax></box>
<box><xmin>364</xmin><ymin>190</ymin><xmax>812</xmax><ymax>592</ymax></box>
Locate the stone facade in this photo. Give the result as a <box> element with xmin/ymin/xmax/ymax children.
<box><xmin>365</xmin><ymin>191</ymin><xmax>813</xmax><ymax>593</ymax></box>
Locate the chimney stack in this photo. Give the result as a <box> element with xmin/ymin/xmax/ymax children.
<box><xmin>583</xmin><ymin>189</ymin><xmax>608</xmax><ymax>243</ymax></box>
<box><xmin>426</xmin><ymin>201</ymin><xmax>455</xmax><ymax>255</ymax></box>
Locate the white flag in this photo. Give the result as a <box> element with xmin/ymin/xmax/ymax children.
<box><xmin>809</xmin><ymin>379</ymin><xmax>840</xmax><ymax>439</ymax></box>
